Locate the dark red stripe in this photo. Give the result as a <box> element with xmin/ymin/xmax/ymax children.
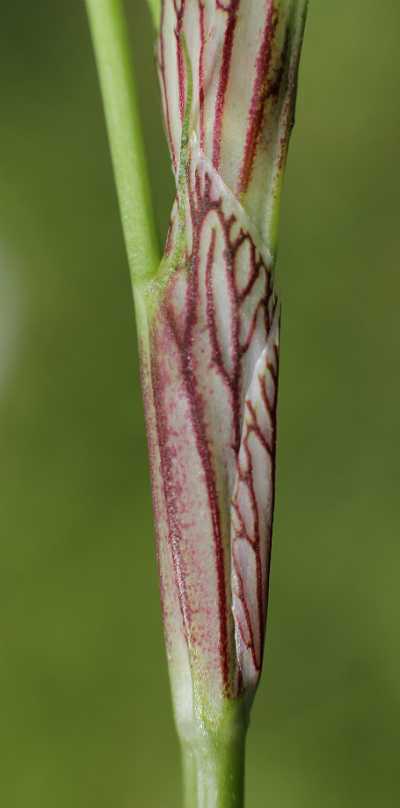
<box><xmin>237</xmin><ymin>4</ymin><xmax>279</xmax><ymax>196</ymax></box>
<box><xmin>198</xmin><ymin>0</ymin><xmax>205</xmax><ymax>150</ymax></box>
<box><xmin>212</xmin><ymin>0</ymin><xmax>240</xmax><ymax>170</ymax></box>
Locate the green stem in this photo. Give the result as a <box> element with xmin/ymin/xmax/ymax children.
<box><xmin>180</xmin><ymin>701</ymin><xmax>247</xmax><ymax>808</ymax></box>
<box><xmin>84</xmin><ymin>0</ymin><xmax>160</xmax><ymax>286</ymax></box>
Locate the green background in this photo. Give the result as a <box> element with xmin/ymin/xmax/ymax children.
<box><xmin>1</xmin><ymin>2</ymin><xmax>399</xmax><ymax>806</ymax></box>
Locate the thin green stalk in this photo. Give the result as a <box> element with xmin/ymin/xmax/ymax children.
<box><xmin>85</xmin><ymin>0</ymin><xmax>160</xmax><ymax>287</ymax></box>
<box><xmin>180</xmin><ymin>700</ymin><xmax>247</xmax><ymax>808</ymax></box>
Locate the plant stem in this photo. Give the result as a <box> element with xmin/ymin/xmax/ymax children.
<box><xmin>180</xmin><ymin>702</ymin><xmax>247</xmax><ymax>808</ymax></box>
<box><xmin>84</xmin><ymin>0</ymin><xmax>160</xmax><ymax>286</ymax></box>
<box><xmin>85</xmin><ymin>4</ymin><xmax>249</xmax><ymax>806</ymax></box>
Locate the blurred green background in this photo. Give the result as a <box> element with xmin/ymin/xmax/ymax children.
<box><xmin>1</xmin><ymin>2</ymin><xmax>399</xmax><ymax>806</ymax></box>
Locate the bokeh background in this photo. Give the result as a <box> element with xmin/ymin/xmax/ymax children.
<box><xmin>1</xmin><ymin>2</ymin><xmax>399</xmax><ymax>806</ymax></box>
